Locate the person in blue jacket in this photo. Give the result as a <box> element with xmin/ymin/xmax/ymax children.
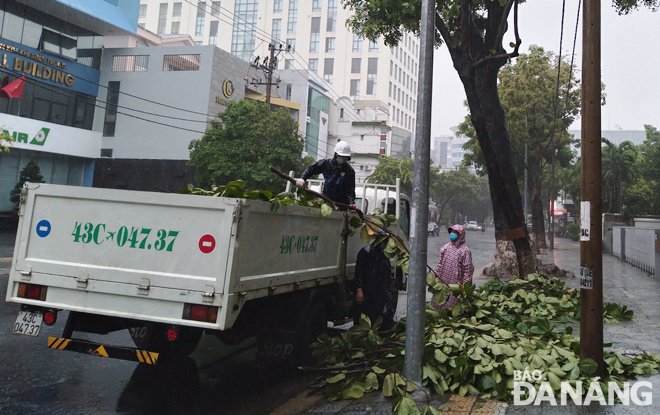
<box><xmin>295</xmin><ymin>141</ymin><xmax>356</xmax><ymax>207</ymax></box>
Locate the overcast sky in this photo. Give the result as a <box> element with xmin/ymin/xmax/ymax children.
<box><xmin>430</xmin><ymin>1</ymin><xmax>660</xmax><ymax>139</ymax></box>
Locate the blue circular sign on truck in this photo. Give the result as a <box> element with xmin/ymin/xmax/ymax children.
<box><xmin>36</xmin><ymin>220</ymin><xmax>51</xmax><ymax>237</ymax></box>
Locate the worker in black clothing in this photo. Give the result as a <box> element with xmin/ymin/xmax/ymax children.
<box><xmin>295</xmin><ymin>141</ymin><xmax>356</xmax><ymax>207</ymax></box>
<box><xmin>353</xmin><ymin>239</ymin><xmax>397</xmax><ymax>330</ymax></box>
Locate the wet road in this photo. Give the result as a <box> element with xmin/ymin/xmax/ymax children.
<box><xmin>0</xmin><ymin>230</ymin><xmax>496</xmax><ymax>415</ymax></box>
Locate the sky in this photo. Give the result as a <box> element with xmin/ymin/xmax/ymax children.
<box><xmin>430</xmin><ymin>1</ymin><xmax>660</xmax><ymax>139</ymax></box>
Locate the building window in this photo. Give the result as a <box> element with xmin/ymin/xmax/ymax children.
<box><xmin>211</xmin><ymin>1</ymin><xmax>221</xmax><ymax>16</ymax></box>
<box><xmin>287</xmin><ymin>0</ymin><xmax>298</xmax><ymax>33</ymax></box>
<box><xmin>308</xmin><ymin>58</ymin><xmax>318</xmax><ymax>72</ymax></box>
<box><xmin>171</xmin><ymin>21</ymin><xmax>180</xmax><ymax>34</ymax></box>
<box><xmin>323</xmin><ymin>58</ymin><xmax>334</xmax><ymax>84</ymax></box>
<box><xmin>326</xmin><ymin>0</ymin><xmax>337</xmax><ymax>32</ymax></box>
<box><xmin>139</xmin><ymin>4</ymin><xmax>147</xmax><ymax>18</ymax></box>
<box><xmin>340</xmin><ymin>108</ymin><xmax>344</xmax><ymax>119</ymax></box>
<box><xmin>369</xmin><ymin>39</ymin><xmax>379</xmax><ymax>51</ymax></box>
<box><xmin>158</xmin><ymin>3</ymin><xmax>168</xmax><ymax>34</ymax></box>
<box><xmin>232</xmin><ymin>0</ymin><xmax>258</xmax><ymax>61</ymax></box>
<box><xmin>350</xmin><ymin>79</ymin><xmax>360</xmax><ymax>98</ymax></box>
<box><xmin>272</xmin><ymin>19</ymin><xmax>282</xmax><ymax>43</ymax></box>
<box><xmin>163</xmin><ymin>54</ymin><xmax>201</xmax><ymax>71</ymax></box>
<box><xmin>285</xmin><ymin>59</ymin><xmax>293</xmax><ymax>69</ymax></box>
<box><xmin>312</xmin><ymin>0</ymin><xmax>322</xmax><ymax>11</ymax></box>
<box><xmin>309</xmin><ymin>17</ymin><xmax>320</xmax><ymax>53</ymax></box>
<box><xmin>351</xmin><ymin>58</ymin><xmax>361</xmax><ymax>73</ymax></box>
<box><xmin>173</xmin><ymin>2</ymin><xmax>182</xmax><ymax>16</ymax></box>
<box><xmin>195</xmin><ymin>2</ymin><xmax>205</xmax><ymax>36</ymax></box>
<box><xmin>389</xmin><ymin>81</ymin><xmax>392</xmax><ymax>97</ymax></box>
<box><xmin>112</xmin><ymin>55</ymin><xmax>149</xmax><ymax>72</ymax></box>
<box><xmin>100</xmin><ymin>149</ymin><xmax>113</xmax><ymax>158</ymax></box>
<box><xmin>285</xmin><ymin>83</ymin><xmax>292</xmax><ymax>100</ymax></box>
<box><xmin>209</xmin><ymin>21</ymin><xmax>218</xmax><ymax>45</ymax></box>
<box><xmin>286</xmin><ymin>38</ymin><xmax>295</xmax><ymax>51</ymax></box>
<box><xmin>352</xmin><ymin>34</ymin><xmax>362</xmax><ymax>52</ymax></box>
<box><xmin>274</xmin><ymin>0</ymin><xmax>282</xmax><ymax>13</ymax></box>
<box><xmin>103</xmin><ymin>81</ymin><xmax>120</xmax><ymax>137</ymax></box>
<box><xmin>367</xmin><ymin>58</ymin><xmax>377</xmax><ymax>95</ymax></box>
<box><xmin>325</xmin><ymin>37</ymin><xmax>335</xmax><ymax>53</ymax></box>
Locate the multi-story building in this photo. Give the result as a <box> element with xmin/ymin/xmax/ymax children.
<box><xmin>137</xmin><ymin>0</ymin><xmax>420</xmax><ymax>162</ymax></box>
<box><xmin>434</xmin><ymin>128</ymin><xmax>472</xmax><ymax>171</ymax></box>
<box><xmin>0</xmin><ymin>0</ymin><xmax>139</xmax><ymax>214</ymax></box>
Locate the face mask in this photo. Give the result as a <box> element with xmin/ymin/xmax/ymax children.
<box><xmin>336</xmin><ymin>156</ymin><xmax>348</xmax><ymax>165</ymax></box>
<box><xmin>449</xmin><ymin>233</ymin><xmax>458</xmax><ymax>242</ymax></box>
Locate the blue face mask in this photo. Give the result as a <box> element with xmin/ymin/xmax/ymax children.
<box><xmin>449</xmin><ymin>233</ymin><xmax>458</xmax><ymax>242</ymax></box>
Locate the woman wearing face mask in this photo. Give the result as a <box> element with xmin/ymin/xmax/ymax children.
<box><xmin>430</xmin><ymin>224</ymin><xmax>474</xmax><ymax>311</ymax></box>
<box><xmin>295</xmin><ymin>141</ymin><xmax>356</xmax><ymax>208</ymax></box>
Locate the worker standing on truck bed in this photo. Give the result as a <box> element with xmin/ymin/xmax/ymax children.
<box><xmin>295</xmin><ymin>141</ymin><xmax>356</xmax><ymax>208</ymax></box>
<box><xmin>353</xmin><ymin>238</ymin><xmax>397</xmax><ymax>330</ymax></box>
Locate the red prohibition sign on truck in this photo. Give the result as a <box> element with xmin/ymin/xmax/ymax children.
<box><xmin>198</xmin><ymin>234</ymin><xmax>216</xmax><ymax>254</ymax></box>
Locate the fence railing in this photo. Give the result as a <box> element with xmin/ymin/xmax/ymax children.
<box><xmin>611</xmin><ymin>227</ymin><xmax>658</xmax><ymax>276</ymax></box>
<box><xmin>612</xmin><ymin>227</ymin><xmax>622</xmax><ymax>258</ymax></box>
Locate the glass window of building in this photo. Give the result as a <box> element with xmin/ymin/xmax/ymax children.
<box><xmin>309</xmin><ymin>17</ymin><xmax>320</xmax><ymax>53</ymax></box>
<box><xmin>211</xmin><ymin>1</ymin><xmax>221</xmax><ymax>16</ymax></box>
<box><xmin>163</xmin><ymin>54</ymin><xmax>201</xmax><ymax>71</ymax></box>
<box><xmin>350</xmin><ymin>79</ymin><xmax>360</xmax><ymax>98</ymax></box>
<box><xmin>285</xmin><ymin>59</ymin><xmax>293</xmax><ymax>69</ymax></box>
<box><xmin>351</xmin><ymin>58</ymin><xmax>361</xmax><ymax>73</ymax></box>
<box><xmin>139</xmin><ymin>4</ymin><xmax>147</xmax><ymax>17</ymax></box>
<box><xmin>231</xmin><ymin>0</ymin><xmax>258</xmax><ymax>61</ymax></box>
<box><xmin>271</xmin><ymin>19</ymin><xmax>281</xmax><ymax>43</ymax></box>
<box><xmin>273</xmin><ymin>0</ymin><xmax>282</xmax><ymax>13</ymax></box>
<box><xmin>286</xmin><ymin>38</ymin><xmax>295</xmax><ymax>51</ymax></box>
<box><xmin>369</xmin><ymin>39</ymin><xmax>379</xmax><ymax>51</ymax></box>
<box><xmin>209</xmin><ymin>21</ymin><xmax>218</xmax><ymax>45</ymax></box>
<box><xmin>326</xmin><ymin>0</ymin><xmax>337</xmax><ymax>32</ymax></box>
<box><xmin>287</xmin><ymin>0</ymin><xmax>298</xmax><ymax>33</ymax></box>
<box><xmin>367</xmin><ymin>58</ymin><xmax>377</xmax><ymax>95</ymax></box>
<box><xmin>323</xmin><ymin>58</ymin><xmax>334</xmax><ymax>84</ymax></box>
<box><xmin>171</xmin><ymin>21</ymin><xmax>180</xmax><ymax>34</ymax></box>
<box><xmin>325</xmin><ymin>37</ymin><xmax>335</xmax><ymax>53</ymax></box>
<box><xmin>112</xmin><ymin>55</ymin><xmax>149</xmax><ymax>72</ymax></box>
<box><xmin>103</xmin><ymin>81</ymin><xmax>120</xmax><ymax>137</ymax></box>
<box><xmin>352</xmin><ymin>34</ymin><xmax>362</xmax><ymax>52</ymax></box>
<box><xmin>195</xmin><ymin>2</ymin><xmax>205</xmax><ymax>36</ymax></box>
<box><xmin>308</xmin><ymin>58</ymin><xmax>318</xmax><ymax>72</ymax></box>
<box><xmin>172</xmin><ymin>2</ymin><xmax>182</xmax><ymax>16</ymax></box>
<box><xmin>158</xmin><ymin>3</ymin><xmax>168</xmax><ymax>34</ymax></box>
<box><xmin>312</xmin><ymin>0</ymin><xmax>322</xmax><ymax>11</ymax></box>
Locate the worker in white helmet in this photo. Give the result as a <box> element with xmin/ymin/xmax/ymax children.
<box><xmin>296</xmin><ymin>141</ymin><xmax>356</xmax><ymax>208</ymax></box>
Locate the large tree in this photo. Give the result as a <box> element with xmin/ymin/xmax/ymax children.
<box><xmin>188</xmin><ymin>100</ymin><xmax>311</xmax><ymax>191</ymax></box>
<box><xmin>431</xmin><ymin>167</ymin><xmax>491</xmax><ymax>226</ymax></box>
<box><xmin>460</xmin><ymin>46</ymin><xmax>580</xmax><ymax>254</ymax></box>
<box><xmin>602</xmin><ymin>139</ymin><xmax>638</xmax><ymax>213</ymax></box>
<box><xmin>342</xmin><ymin>0</ymin><xmax>656</xmax><ymax>277</ymax></box>
<box><xmin>366</xmin><ymin>156</ymin><xmax>416</xmax><ymax>196</ymax></box>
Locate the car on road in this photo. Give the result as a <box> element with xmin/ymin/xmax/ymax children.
<box><xmin>466</xmin><ymin>221</ymin><xmax>479</xmax><ymax>231</ymax></box>
<box><xmin>428</xmin><ymin>222</ymin><xmax>440</xmax><ymax>236</ymax></box>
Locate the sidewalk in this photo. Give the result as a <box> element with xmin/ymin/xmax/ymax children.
<box><xmin>289</xmin><ymin>236</ymin><xmax>659</xmax><ymax>415</ymax></box>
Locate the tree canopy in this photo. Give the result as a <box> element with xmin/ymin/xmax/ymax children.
<box><xmin>366</xmin><ymin>156</ymin><xmax>416</xmax><ymax>196</ymax></box>
<box><xmin>188</xmin><ymin>100</ymin><xmax>311</xmax><ymax>191</ymax></box>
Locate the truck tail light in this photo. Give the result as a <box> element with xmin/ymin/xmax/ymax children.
<box><xmin>43</xmin><ymin>309</ymin><xmax>57</xmax><ymax>325</ymax></box>
<box><xmin>166</xmin><ymin>327</ymin><xmax>179</xmax><ymax>342</ymax></box>
<box><xmin>17</xmin><ymin>283</ymin><xmax>47</xmax><ymax>301</ymax></box>
<box><xmin>183</xmin><ymin>304</ymin><xmax>218</xmax><ymax>323</ymax></box>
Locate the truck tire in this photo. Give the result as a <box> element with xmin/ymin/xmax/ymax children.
<box><xmin>296</xmin><ymin>302</ymin><xmax>327</xmax><ymax>364</ymax></box>
<box><xmin>129</xmin><ymin>324</ymin><xmax>202</xmax><ymax>359</ymax></box>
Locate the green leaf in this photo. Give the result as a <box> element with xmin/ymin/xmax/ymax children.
<box><xmin>320</xmin><ymin>203</ymin><xmax>333</xmax><ymax>217</ymax></box>
<box><xmin>547</xmin><ymin>372</ymin><xmax>561</xmax><ymax>390</ymax></box>
<box><xmin>365</xmin><ymin>372</ymin><xmax>379</xmax><ymax>391</ymax></box>
<box><xmin>383</xmin><ymin>373</ymin><xmax>395</xmax><ymax>397</ymax></box>
<box><xmin>497</xmin><ymin>329</ymin><xmax>513</xmax><ymax>339</ymax></box>
<box><xmin>326</xmin><ymin>373</ymin><xmax>346</xmax><ymax>384</ymax></box>
<box><xmin>578</xmin><ymin>358</ymin><xmax>599</xmax><ymax>375</ymax></box>
<box><xmin>341</xmin><ymin>382</ymin><xmax>366</xmax><ymax>399</ymax></box>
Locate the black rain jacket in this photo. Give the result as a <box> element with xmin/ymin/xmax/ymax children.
<box><xmin>300</xmin><ymin>157</ymin><xmax>356</xmax><ymax>205</ymax></box>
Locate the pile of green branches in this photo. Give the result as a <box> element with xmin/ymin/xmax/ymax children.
<box><xmin>307</xmin><ymin>275</ymin><xmax>659</xmax><ymax>414</ymax></box>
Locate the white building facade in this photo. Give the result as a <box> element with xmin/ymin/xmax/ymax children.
<box><xmin>137</xmin><ymin>0</ymin><xmax>420</xmax><ymax>162</ymax></box>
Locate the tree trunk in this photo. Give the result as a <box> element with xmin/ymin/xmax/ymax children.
<box><xmin>447</xmin><ymin>10</ymin><xmax>536</xmax><ymax>278</ymax></box>
<box><xmin>483</xmin><ymin>175</ymin><xmax>520</xmax><ymax>277</ymax></box>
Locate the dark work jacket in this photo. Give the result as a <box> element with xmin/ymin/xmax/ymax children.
<box><xmin>300</xmin><ymin>158</ymin><xmax>356</xmax><ymax>205</ymax></box>
<box><xmin>354</xmin><ymin>244</ymin><xmax>396</xmax><ymax>329</ymax></box>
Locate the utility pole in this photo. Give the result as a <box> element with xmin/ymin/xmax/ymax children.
<box><xmin>580</xmin><ymin>0</ymin><xmax>604</xmax><ymax>377</ymax></box>
<box><xmin>403</xmin><ymin>0</ymin><xmax>434</xmax><ymax>384</ymax></box>
<box><xmin>550</xmin><ymin>149</ymin><xmax>556</xmax><ymax>249</ymax></box>
<box><xmin>247</xmin><ymin>44</ymin><xmax>283</xmax><ymax>110</ymax></box>
<box><xmin>524</xmin><ymin>143</ymin><xmax>528</xmax><ymax>225</ymax></box>
<box><xmin>266</xmin><ymin>43</ymin><xmax>276</xmax><ymax>108</ymax></box>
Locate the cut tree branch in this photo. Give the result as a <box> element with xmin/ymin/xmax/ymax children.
<box><xmin>435</xmin><ymin>12</ymin><xmax>455</xmax><ymax>50</ymax></box>
<box><xmin>474</xmin><ymin>0</ymin><xmax>521</xmax><ymax>67</ymax></box>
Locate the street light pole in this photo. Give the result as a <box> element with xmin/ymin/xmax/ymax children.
<box><xmin>580</xmin><ymin>0</ymin><xmax>604</xmax><ymax>377</ymax></box>
<box><xmin>403</xmin><ymin>0</ymin><xmax>434</xmax><ymax>383</ymax></box>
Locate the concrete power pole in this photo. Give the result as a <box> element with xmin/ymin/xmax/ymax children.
<box><xmin>580</xmin><ymin>0</ymin><xmax>604</xmax><ymax>377</ymax></box>
<box><xmin>403</xmin><ymin>0</ymin><xmax>434</xmax><ymax>383</ymax></box>
<box><xmin>266</xmin><ymin>43</ymin><xmax>275</xmax><ymax>108</ymax></box>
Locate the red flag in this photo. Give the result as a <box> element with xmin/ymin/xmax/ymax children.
<box><xmin>0</xmin><ymin>76</ymin><xmax>26</xmax><ymax>99</ymax></box>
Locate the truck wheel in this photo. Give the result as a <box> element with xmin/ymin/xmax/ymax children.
<box><xmin>129</xmin><ymin>324</ymin><xmax>202</xmax><ymax>360</ymax></box>
<box><xmin>296</xmin><ymin>302</ymin><xmax>327</xmax><ymax>364</ymax></box>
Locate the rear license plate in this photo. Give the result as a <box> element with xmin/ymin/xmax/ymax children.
<box><xmin>13</xmin><ymin>311</ymin><xmax>43</xmax><ymax>336</ymax></box>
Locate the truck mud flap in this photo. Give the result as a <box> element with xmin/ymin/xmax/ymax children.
<box><xmin>47</xmin><ymin>336</ymin><xmax>159</xmax><ymax>365</ymax></box>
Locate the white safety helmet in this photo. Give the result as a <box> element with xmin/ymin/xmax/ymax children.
<box><xmin>334</xmin><ymin>141</ymin><xmax>352</xmax><ymax>157</ymax></box>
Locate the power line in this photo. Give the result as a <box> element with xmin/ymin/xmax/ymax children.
<box><xmin>0</xmin><ymin>67</ymin><xmax>207</xmax><ymax>134</ymax></box>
